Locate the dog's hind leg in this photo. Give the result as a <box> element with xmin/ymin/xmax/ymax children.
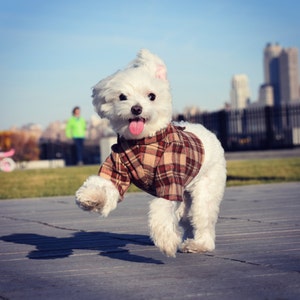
<box><xmin>148</xmin><ymin>197</ymin><xmax>181</xmax><ymax>257</ymax></box>
<box><xmin>180</xmin><ymin>163</ymin><xmax>226</xmax><ymax>253</ymax></box>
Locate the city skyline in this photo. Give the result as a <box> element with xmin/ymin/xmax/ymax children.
<box><xmin>231</xmin><ymin>42</ymin><xmax>300</xmax><ymax>109</ymax></box>
<box><xmin>1</xmin><ymin>1</ymin><xmax>300</xmax><ymax>130</ymax></box>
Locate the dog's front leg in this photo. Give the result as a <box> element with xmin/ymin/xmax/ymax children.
<box><xmin>148</xmin><ymin>198</ymin><xmax>181</xmax><ymax>257</ymax></box>
<box><xmin>75</xmin><ymin>176</ymin><xmax>120</xmax><ymax>217</ymax></box>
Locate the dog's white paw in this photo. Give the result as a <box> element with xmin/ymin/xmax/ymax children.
<box><xmin>75</xmin><ymin>176</ymin><xmax>120</xmax><ymax>217</ymax></box>
<box><xmin>154</xmin><ymin>231</ymin><xmax>181</xmax><ymax>258</ymax></box>
<box><xmin>179</xmin><ymin>238</ymin><xmax>215</xmax><ymax>253</ymax></box>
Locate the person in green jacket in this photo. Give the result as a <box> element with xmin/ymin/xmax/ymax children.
<box><xmin>66</xmin><ymin>106</ymin><xmax>86</xmax><ymax>165</ymax></box>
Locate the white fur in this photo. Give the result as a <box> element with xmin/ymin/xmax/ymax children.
<box><xmin>92</xmin><ymin>49</ymin><xmax>172</xmax><ymax>140</ymax></box>
<box><xmin>76</xmin><ymin>176</ymin><xmax>119</xmax><ymax>217</ymax></box>
<box><xmin>75</xmin><ymin>49</ymin><xmax>226</xmax><ymax>257</ymax></box>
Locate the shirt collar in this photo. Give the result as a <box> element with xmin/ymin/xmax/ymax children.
<box><xmin>117</xmin><ymin>123</ymin><xmax>186</xmax><ymax>147</ymax></box>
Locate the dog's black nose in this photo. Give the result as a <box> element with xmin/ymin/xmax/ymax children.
<box><xmin>131</xmin><ymin>105</ymin><xmax>143</xmax><ymax>115</ymax></box>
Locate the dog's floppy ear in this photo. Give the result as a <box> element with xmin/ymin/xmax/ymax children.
<box><xmin>155</xmin><ymin>64</ymin><xmax>167</xmax><ymax>80</ymax></box>
<box><xmin>92</xmin><ymin>86</ymin><xmax>104</xmax><ymax>118</ymax></box>
<box><xmin>92</xmin><ymin>72</ymin><xmax>117</xmax><ymax>118</ymax></box>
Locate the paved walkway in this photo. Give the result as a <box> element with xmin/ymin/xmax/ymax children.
<box><xmin>1</xmin><ymin>183</ymin><xmax>300</xmax><ymax>300</ymax></box>
<box><xmin>225</xmin><ymin>147</ymin><xmax>300</xmax><ymax>160</ymax></box>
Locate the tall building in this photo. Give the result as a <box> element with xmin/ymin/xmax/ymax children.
<box><xmin>258</xmin><ymin>84</ymin><xmax>274</xmax><ymax>106</ymax></box>
<box><xmin>279</xmin><ymin>47</ymin><xmax>300</xmax><ymax>103</ymax></box>
<box><xmin>263</xmin><ymin>43</ymin><xmax>300</xmax><ymax>106</ymax></box>
<box><xmin>230</xmin><ymin>74</ymin><xmax>250</xmax><ymax>109</ymax></box>
<box><xmin>263</xmin><ymin>43</ymin><xmax>282</xmax><ymax>106</ymax></box>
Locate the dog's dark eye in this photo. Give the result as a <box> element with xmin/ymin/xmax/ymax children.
<box><xmin>119</xmin><ymin>94</ymin><xmax>127</xmax><ymax>101</ymax></box>
<box><xmin>148</xmin><ymin>93</ymin><xmax>156</xmax><ymax>101</ymax></box>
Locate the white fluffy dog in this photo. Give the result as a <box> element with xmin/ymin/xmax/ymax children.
<box><xmin>76</xmin><ymin>49</ymin><xmax>226</xmax><ymax>257</ymax></box>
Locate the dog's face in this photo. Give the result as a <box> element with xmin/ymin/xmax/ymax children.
<box><xmin>92</xmin><ymin>49</ymin><xmax>172</xmax><ymax>140</ymax></box>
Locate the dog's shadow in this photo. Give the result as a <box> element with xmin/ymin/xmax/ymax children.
<box><xmin>1</xmin><ymin>231</ymin><xmax>163</xmax><ymax>264</ymax></box>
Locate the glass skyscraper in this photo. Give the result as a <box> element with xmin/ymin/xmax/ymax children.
<box><xmin>263</xmin><ymin>43</ymin><xmax>300</xmax><ymax>106</ymax></box>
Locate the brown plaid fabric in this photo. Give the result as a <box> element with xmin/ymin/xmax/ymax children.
<box><xmin>98</xmin><ymin>124</ymin><xmax>204</xmax><ymax>201</ymax></box>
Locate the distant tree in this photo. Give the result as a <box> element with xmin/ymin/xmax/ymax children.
<box><xmin>0</xmin><ymin>131</ymin><xmax>12</xmax><ymax>151</ymax></box>
<box><xmin>0</xmin><ymin>130</ymin><xmax>40</xmax><ymax>161</ymax></box>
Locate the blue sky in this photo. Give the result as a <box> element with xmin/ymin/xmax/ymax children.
<box><xmin>1</xmin><ymin>0</ymin><xmax>300</xmax><ymax>129</ymax></box>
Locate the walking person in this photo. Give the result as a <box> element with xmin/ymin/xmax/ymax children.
<box><xmin>66</xmin><ymin>106</ymin><xmax>86</xmax><ymax>165</ymax></box>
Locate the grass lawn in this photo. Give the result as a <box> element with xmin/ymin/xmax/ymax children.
<box><xmin>226</xmin><ymin>157</ymin><xmax>300</xmax><ymax>186</ymax></box>
<box><xmin>0</xmin><ymin>157</ymin><xmax>300</xmax><ymax>199</ymax></box>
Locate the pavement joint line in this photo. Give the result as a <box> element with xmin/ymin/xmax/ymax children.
<box><xmin>110</xmin><ymin>235</ymin><xmax>153</xmax><ymax>246</ymax></box>
<box><xmin>0</xmin><ymin>215</ymin><xmax>85</xmax><ymax>232</ymax></box>
<box><xmin>205</xmin><ymin>253</ymin><xmax>261</xmax><ymax>266</ymax></box>
<box><xmin>219</xmin><ymin>216</ymin><xmax>279</xmax><ymax>225</ymax></box>
<box><xmin>219</xmin><ymin>216</ymin><xmax>300</xmax><ymax>227</ymax></box>
<box><xmin>204</xmin><ymin>253</ymin><xmax>300</xmax><ymax>274</ymax></box>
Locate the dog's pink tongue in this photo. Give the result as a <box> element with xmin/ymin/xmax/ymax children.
<box><xmin>129</xmin><ymin>119</ymin><xmax>144</xmax><ymax>136</ymax></box>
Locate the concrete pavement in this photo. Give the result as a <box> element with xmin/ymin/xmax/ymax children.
<box><xmin>1</xmin><ymin>182</ymin><xmax>300</xmax><ymax>299</ymax></box>
<box><xmin>225</xmin><ymin>147</ymin><xmax>300</xmax><ymax>160</ymax></box>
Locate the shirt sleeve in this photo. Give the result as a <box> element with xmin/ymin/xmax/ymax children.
<box><xmin>98</xmin><ymin>152</ymin><xmax>131</xmax><ymax>199</ymax></box>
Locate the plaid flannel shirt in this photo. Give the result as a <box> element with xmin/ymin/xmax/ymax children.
<box><xmin>98</xmin><ymin>124</ymin><xmax>204</xmax><ymax>201</ymax></box>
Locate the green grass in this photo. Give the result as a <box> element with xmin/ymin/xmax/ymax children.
<box><xmin>226</xmin><ymin>157</ymin><xmax>300</xmax><ymax>186</ymax></box>
<box><xmin>0</xmin><ymin>165</ymin><xmax>97</xmax><ymax>199</ymax></box>
<box><xmin>0</xmin><ymin>157</ymin><xmax>300</xmax><ymax>199</ymax></box>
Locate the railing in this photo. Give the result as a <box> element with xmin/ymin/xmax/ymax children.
<box><xmin>39</xmin><ymin>104</ymin><xmax>300</xmax><ymax>163</ymax></box>
<box><xmin>183</xmin><ymin>103</ymin><xmax>300</xmax><ymax>151</ymax></box>
<box><xmin>39</xmin><ymin>141</ymin><xmax>100</xmax><ymax>165</ymax></box>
